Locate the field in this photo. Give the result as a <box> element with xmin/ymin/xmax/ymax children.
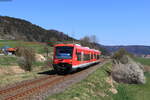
<box><xmin>0</xmin><ymin>40</ymin><xmax>53</xmax><ymax>86</ymax></box>
<box><xmin>134</xmin><ymin>57</ymin><xmax>150</xmax><ymax>66</ymax></box>
<box><xmin>0</xmin><ymin>56</ymin><xmax>17</xmax><ymax>66</ymax></box>
<box><xmin>114</xmin><ymin>57</ymin><xmax>150</xmax><ymax>100</ymax></box>
<box><xmin>0</xmin><ymin>40</ymin><xmax>53</xmax><ymax>54</ymax></box>
<box><xmin>113</xmin><ymin>72</ymin><xmax>150</xmax><ymax>100</ymax></box>
<box><xmin>0</xmin><ymin>40</ymin><xmax>53</xmax><ymax>67</ymax></box>
<box><xmin>47</xmin><ymin>58</ymin><xmax>150</xmax><ymax>100</ymax></box>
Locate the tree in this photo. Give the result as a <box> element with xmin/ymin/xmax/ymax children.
<box><xmin>90</xmin><ymin>35</ymin><xmax>98</xmax><ymax>43</ymax></box>
<box><xmin>112</xmin><ymin>48</ymin><xmax>127</xmax><ymax>60</ymax></box>
<box><xmin>80</xmin><ymin>35</ymin><xmax>109</xmax><ymax>55</ymax></box>
<box><xmin>16</xmin><ymin>47</ymin><xmax>35</xmax><ymax>71</ymax></box>
<box><xmin>80</xmin><ymin>36</ymin><xmax>91</xmax><ymax>43</ymax></box>
<box><xmin>80</xmin><ymin>35</ymin><xmax>98</xmax><ymax>43</ymax></box>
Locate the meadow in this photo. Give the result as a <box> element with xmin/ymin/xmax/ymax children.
<box><xmin>134</xmin><ymin>57</ymin><xmax>150</xmax><ymax>66</ymax></box>
<box><xmin>0</xmin><ymin>40</ymin><xmax>53</xmax><ymax>54</ymax></box>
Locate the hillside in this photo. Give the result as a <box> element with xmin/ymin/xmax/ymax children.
<box><xmin>0</xmin><ymin>16</ymin><xmax>108</xmax><ymax>55</ymax></box>
<box><xmin>0</xmin><ymin>16</ymin><xmax>74</xmax><ymax>42</ymax></box>
<box><xmin>103</xmin><ymin>45</ymin><xmax>150</xmax><ymax>55</ymax></box>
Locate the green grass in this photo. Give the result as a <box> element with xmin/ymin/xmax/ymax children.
<box><xmin>33</xmin><ymin>61</ymin><xmax>45</xmax><ymax>67</ymax></box>
<box><xmin>0</xmin><ymin>56</ymin><xmax>18</xmax><ymax>66</ymax></box>
<box><xmin>0</xmin><ymin>40</ymin><xmax>53</xmax><ymax>67</ymax></box>
<box><xmin>0</xmin><ymin>70</ymin><xmax>45</xmax><ymax>87</ymax></box>
<box><xmin>46</xmin><ymin>62</ymin><xmax>113</xmax><ymax>100</ymax></box>
<box><xmin>113</xmin><ymin>72</ymin><xmax>150</xmax><ymax>100</ymax></box>
<box><xmin>0</xmin><ymin>40</ymin><xmax>53</xmax><ymax>54</ymax></box>
<box><xmin>0</xmin><ymin>40</ymin><xmax>19</xmax><ymax>47</ymax></box>
<box><xmin>134</xmin><ymin>57</ymin><xmax>150</xmax><ymax>66</ymax></box>
<box><xmin>112</xmin><ymin>57</ymin><xmax>150</xmax><ymax>100</ymax></box>
<box><xmin>0</xmin><ymin>56</ymin><xmax>46</xmax><ymax>67</ymax></box>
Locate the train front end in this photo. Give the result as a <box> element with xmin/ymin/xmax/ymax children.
<box><xmin>53</xmin><ymin>44</ymin><xmax>74</xmax><ymax>74</ymax></box>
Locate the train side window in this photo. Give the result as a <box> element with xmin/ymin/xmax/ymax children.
<box><xmin>97</xmin><ymin>55</ymin><xmax>100</xmax><ymax>59</ymax></box>
<box><xmin>97</xmin><ymin>55</ymin><xmax>99</xmax><ymax>59</ymax></box>
<box><xmin>91</xmin><ymin>54</ymin><xmax>94</xmax><ymax>59</ymax></box>
<box><xmin>87</xmin><ymin>54</ymin><xmax>90</xmax><ymax>60</ymax></box>
<box><xmin>76</xmin><ymin>52</ymin><xmax>81</xmax><ymax>61</ymax></box>
<box><xmin>83</xmin><ymin>54</ymin><xmax>90</xmax><ymax>61</ymax></box>
<box><xmin>88</xmin><ymin>54</ymin><xmax>90</xmax><ymax>60</ymax></box>
<box><xmin>83</xmin><ymin>54</ymin><xmax>86</xmax><ymax>61</ymax></box>
<box><xmin>94</xmin><ymin>54</ymin><xmax>96</xmax><ymax>59</ymax></box>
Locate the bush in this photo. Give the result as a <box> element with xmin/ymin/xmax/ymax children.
<box><xmin>112</xmin><ymin>48</ymin><xmax>127</xmax><ymax>60</ymax></box>
<box><xmin>16</xmin><ymin>47</ymin><xmax>35</xmax><ymax>71</ymax></box>
<box><xmin>112</xmin><ymin>48</ymin><xmax>134</xmax><ymax>64</ymax></box>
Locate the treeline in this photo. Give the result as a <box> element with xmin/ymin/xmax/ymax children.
<box><xmin>79</xmin><ymin>35</ymin><xmax>109</xmax><ymax>55</ymax></box>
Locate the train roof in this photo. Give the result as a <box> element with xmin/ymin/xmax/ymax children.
<box><xmin>54</xmin><ymin>44</ymin><xmax>100</xmax><ymax>53</ymax></box>
<box><xmin>54</xmin><ymin>44</ymin><xmax>81</xmax><ymax>47</ymax></box>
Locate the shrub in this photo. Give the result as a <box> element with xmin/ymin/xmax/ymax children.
<box><xmin>16</xmin><ymin>47</ymin><xmax>35</xmax><ymax>71</ymax></box>
<box><xmin>112</xmin><ymin>48</ymin><xmax>127</xmax><ymax>60</ymax></box>
<box><xmin>112</xmin><ymin>48</ymin><xmax>134</xmax><ymax>63</ymax></box>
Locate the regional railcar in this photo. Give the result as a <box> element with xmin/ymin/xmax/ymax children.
<box><xmin>53</xmin><ymin>44</ymin><xmax>101</xmax><ymax>74</ymax></box>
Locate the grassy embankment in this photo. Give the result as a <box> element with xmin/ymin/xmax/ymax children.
<box><xmin>0</xmin><ymin>40</ymin><xmax>53</xmax><ymax>86</ymax></box>
<box><xmin>47</xmin><ymin>58</ymin><xmax>150</xmax><ymax>100</ymax></box>
<box><xmin>114</xmin><ymin>57</ymin><xmax>150</xmax><ymax>100</ymax></box>
<box><xmin>47</xmin><ymin>62</ymin><xmax>114</xmax><ymax>100</ymax></box>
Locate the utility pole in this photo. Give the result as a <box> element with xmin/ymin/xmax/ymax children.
<box><xmin>71</xmin><ymin>28</ymin><xmax>75</xmax><ymax>44</ymax></box>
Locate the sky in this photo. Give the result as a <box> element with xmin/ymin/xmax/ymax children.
<box><xmin>0</xmin><ymin>0</ymin><xmax>150</xmax><ymax>45</ymax></box>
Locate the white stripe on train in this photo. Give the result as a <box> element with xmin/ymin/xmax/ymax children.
<box><xmin>72</xmin><ymin>60</ymin><xmax>100</xmax><ymax>69</ymax></box>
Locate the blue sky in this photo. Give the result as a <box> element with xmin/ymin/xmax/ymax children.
<box><xmin>0</xmin><ymin>0</ymin><xmax>150</xmax><ymax>45</ymax></box>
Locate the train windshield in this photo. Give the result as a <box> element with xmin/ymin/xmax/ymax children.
<box><xmin>55</xmin><ymin>46</ymin><xmax>73</xmax><ymax>59</ymax></box>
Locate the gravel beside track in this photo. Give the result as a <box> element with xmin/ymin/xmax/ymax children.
<box><xmin>0</xmin><ymin>60</ymin><xmax>109</xmax><ymax>100</ymax></box>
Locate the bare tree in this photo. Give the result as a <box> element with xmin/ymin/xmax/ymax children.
<box><xmin>80</xmin><ymin>36</ymin><xmax>91</xmax><ymax>43</ymax></box>
<box><xmin>80</xmin><ymin>35</ymin><xmax>98</xmax><ymax>43</ymax></box>
<box><xmin>80</xmin><ymin>36</ymin><xmax>93</xmax><ymax>48</ymax></box>
<box><xmin>16</xmin><ymin>47</ymin><xmax>35</xmax><ymax>71</ymax></box>
<box><xmin>90</xmin><ymin>35</ymin><xmax>98</xmax><ymax>43</ymax></box>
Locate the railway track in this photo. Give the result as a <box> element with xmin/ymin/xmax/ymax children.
<box><xmin>0</xmin><ymin>75</ymin><xmax>59</xmax><ymax>100</ymax></box>
<box><xmin>0</xmin><ymin>59</ymin><xmax>108</xmax><ymax>100</ymax></box>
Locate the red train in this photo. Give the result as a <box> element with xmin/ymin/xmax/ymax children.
<box><xmin>53</xmin><ymin>44</ymin><xmax>101</xmax><ymax>74</ymax></box>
